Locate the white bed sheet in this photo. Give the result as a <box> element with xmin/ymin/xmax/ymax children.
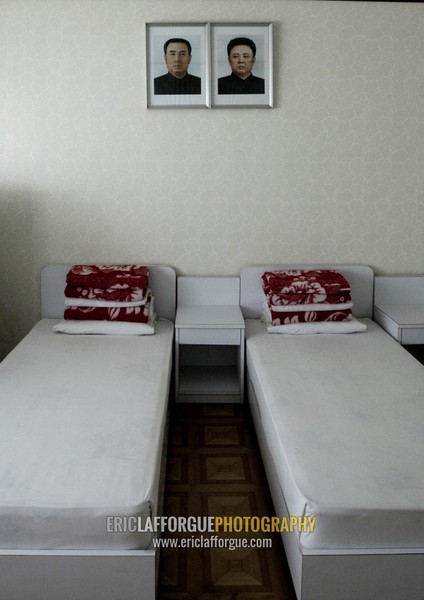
<box><xmin>0</xmin><ymin>318</ymin><xmax>174</xmax><ymax>550</ymax></box>
<box><xmin>245</xmin><ymin>318</ymin><xmax>424</xmax><ymax>553</ymax></box>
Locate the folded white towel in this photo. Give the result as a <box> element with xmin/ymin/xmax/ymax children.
<box><xmin>270</xmin><ymin>301</ymin><xmax>353</xmax><ymax>313</ymax></box>
<box><xmin>65</xmin><ymin>298</ymin><xmax>147</xmax><ymax>308</ymax></box>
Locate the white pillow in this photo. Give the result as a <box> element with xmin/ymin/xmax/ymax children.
<box><xmin>53</xmin><ymin>319</ymin><xmax>155</xmax><ymax>335</ymax></box>
<box><xmin>265</xmin><ymin>318</ymin><xmax>367</xmax><ymax>335</ymax></box>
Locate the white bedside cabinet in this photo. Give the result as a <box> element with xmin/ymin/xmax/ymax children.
<box><xmin>374</xmin><ymin>276</ymin><xmax>424</xmax><ymax>344</ymax></box>
<box><xmin>175</xmin><ymin>277</ymin><xmax>245</xmax><ymax>403</ymax></box>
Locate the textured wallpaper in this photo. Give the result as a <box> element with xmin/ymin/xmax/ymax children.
<box><xmin>1</xmin><ymin>0</ymin><xmax>424</xmax><ymax>358</ymax></box>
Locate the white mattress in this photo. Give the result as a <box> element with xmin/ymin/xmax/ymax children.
<box><xmin>0</xmin><ymin>318</ymin><xmax>174</xmax><ymax>550</ymax></box>
<box><xmin>245</xmin><ymin>318</ymin><xmax>424</xmax><ymax>553</ymax></box>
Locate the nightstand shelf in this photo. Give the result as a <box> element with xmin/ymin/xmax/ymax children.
<box><xmin>178</xmin><ymin>365</ymin><xmax>240</xmax><ymax>403</ymax></box>
<box><xmin>175</xmin><ymin>277</ymin><xmax>245</xmax><ymax>403</ymax></box>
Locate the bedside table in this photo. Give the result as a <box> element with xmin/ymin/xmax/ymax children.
<box><xmin>175</xmin><ymin>277</ymin><xmax>245</xmax><ymax>403</ymax></box>
<box><xmin>374</xmin><ymin>276</ymin><xmax>424</xmax><ymax>344</ymax></box>
<box><xmin>373</xmin><ymin>304</ymin><xmax>424</xmax><ymax>344</ymax></box>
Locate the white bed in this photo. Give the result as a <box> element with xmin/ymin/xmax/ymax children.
<box><xmin>0</xmin><ymin>264</ymin><xmax>176</xmax><ymax>600</ymax></box>
<box><xmin>240</xmin><ymin>264</ymin><xmax>424</xmax><ymax>600</ymax></box>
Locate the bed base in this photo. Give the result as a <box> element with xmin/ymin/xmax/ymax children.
<box><xmin>247</xmin><ymin>375</ymin><xmax>424</xmax><ymax>600</ymax></box>
<box><xmin>0</xmin><ymin>549</ymin><xmax>157</xmax><ymax>600</ymax></box>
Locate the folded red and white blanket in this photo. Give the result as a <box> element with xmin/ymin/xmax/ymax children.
<box><xmin>267</xmin><ymin>291</ymin><xmax>352</xmax><ymax>306</ymax></box>
<box><xmin>64</xmin><ymin>292</ymin><xmax>154</xmax><ymax>324</ymax></box>
<box><xmin>66</xmin><ymin>264</ymin><xmax>149</xmax><ymax>290</ymax></box>
<box><xmin>264</xmin><ymin>303</ymin><xmax>352</xmax><ymax>326</ymax></box>
<box><xmin>262</xmin><ymin>269</ymin><xmax>354</xmax><ymax>326</ymax></box>
<box><xmin>262</xmin><ymin>269</ymin><xmax>351</xmax><ymax>304</ymax></box>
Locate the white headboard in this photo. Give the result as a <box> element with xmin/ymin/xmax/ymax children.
<box><xmin>240</xmin><ymin>264</ymin><xmax>375</xmax><ymax>319</ymax></box>
<box><xmin>41</xmin><ymin>265</ymin><xmax>177</xmax><ymax>321</ymax></box>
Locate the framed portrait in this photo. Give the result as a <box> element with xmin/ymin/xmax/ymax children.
<box><xmin>211</xmin><ymin>23</ymin><xmax>273</xmax><ymax>108</ymax></box>
<box><xmin>146</xmin><ymin>23</ymin><xmax>210</xmax><ymax>108</ymax></box>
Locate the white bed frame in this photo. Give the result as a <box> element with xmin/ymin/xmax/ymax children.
<box><xmin>0</xmin><ymin>264</ymin><xmax>176</xmax><ymax>600</ymax></box>
<box><xmin>240</xmin><ymin>264</ymin><xmax>424</xmax><ymax>600</ymax></box>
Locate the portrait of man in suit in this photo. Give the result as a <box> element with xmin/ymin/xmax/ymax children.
<box><xmin>154</xmin><ymin>38</ymin><xmax>201</xmax><ymax>95</ymax></box>
<box><xmin>218</xmin><ymin>37</ymin><xmax>265</xmax><ymax>95</ymax></box>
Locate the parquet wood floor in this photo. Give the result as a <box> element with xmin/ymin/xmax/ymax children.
<box><xmin>157</xmin><ymin>403</ymin><xmax>297</xmax><ymax>600</ymax></box>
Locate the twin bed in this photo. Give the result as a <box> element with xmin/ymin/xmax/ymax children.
<box><xmin>1</xmin><ymin>263</ymin><xmax>423</xmax><ymax>600</ymax></box>
<box><xmin>240</xmin><ymin>264</ymin><xmax>424</xmax><ymax>600</ymax></box>
<box><xmin>0</xmin><ymin>265</ymin><xmax>176</xmax><ymax>600</ymax></box>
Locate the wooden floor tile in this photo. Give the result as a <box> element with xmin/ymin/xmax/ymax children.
<box><xmin>157</xmin><ymin>403</ymin><xmax>297</xmax><ymax>600</ymax></box>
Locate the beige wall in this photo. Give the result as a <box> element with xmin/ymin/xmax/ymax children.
<box><xmin>1</xmin><ymin>0</ymin><xmax>424</xmax><ymax>358</ymax></box>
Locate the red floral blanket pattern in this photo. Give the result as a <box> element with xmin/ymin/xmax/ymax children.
<box><xmin>65</xmin><ymin>284</ymin><xmax>149</xmax><ymax>303</ymax></box>
<box><xmin>267</xmin><ymin>307</ymin><xmax>352</xmax><ymax>325</ymax></box>
<box><xmin>64</xmin><ymin>265</ymin><xmax>153</xmax><ymax>324</ymax></box>
<box><xmin>262</xmin><ymin>269</ymin><xmax>351</xmax><ymax>303</ymax></box>
<box><xmin>268</xmin><ymin>291</ymin><xmax>352</xmax><ymax>306</ymax></box>
<box><xmin>66</xmin><ymin>264</ymin><xmax>149</xmax><ymax>290</ymax></box>
<box><xmin>64</xmin><ymin>297</ymin><xmax>152</xmax><ymax>323</ymax></box>
<box><xmin>262</xmin><ymin>269</ymin><xmax>353</xmax><ymax>326</ymax></box>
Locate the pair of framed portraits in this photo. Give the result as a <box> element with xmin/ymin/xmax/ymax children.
<box><xmin>146</xmin><ymin>22</ymin><xmax>273</xmax><ymax>108</ymax></box>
